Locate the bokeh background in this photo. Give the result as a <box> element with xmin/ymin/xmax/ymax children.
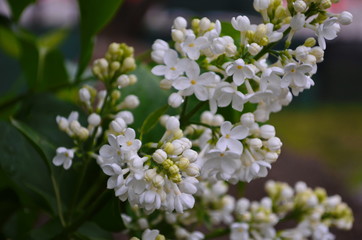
<box><xmin>1</xmin><ymin>0</ymin><xmax>361</xmax><ymax>238</ymax></box>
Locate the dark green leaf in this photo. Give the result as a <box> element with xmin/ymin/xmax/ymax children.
<box><xmin>76</xmin><ymin>0</ymin><xmax>124</xmax><ymax>80</ymax></box>
<box><xmin>7</xmin><ymin>0</ymin><xmax>35</xmax><ymax>22</ymax></box>
<box><xmin>2</xmin><ymin>207</ymin><xmax>38</xmax><ymax>239</ymax></box>
<box><xmin>140</xmin><ymin>104</ymin><xmax>168</xmax><ymax>140</ymax></box>
<box><xmin>38</xmin><ymin>28</ymin><xmax>69</xmax><ymax>51</ymax></box>
<box><xmin>28</xmin><ymin>218</ymin><xmax>63</xmax><ymax>240</ymax></box>
<box><xmin>221</xmin><ymin>21</ymin><xmax>240</xmax><ymax>44</ymax></box>
<box><xmin>0</xmin><ymin>25</ymin><xmax>20</xmax><ymax>58</ymax></box>
<box><xmin>76</xmin><ymin>222</ymin><xmax>113</xmax><ymax>240</ymax></box>
<box><xmin>0</xmin><ymin>121</ymin><xmax>56</xmax><ymax>213</ymax></box>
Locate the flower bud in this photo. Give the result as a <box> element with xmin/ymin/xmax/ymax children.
<box><xmin>88</xmin><ymin>113</ymin><xmax>101</xmax><ymax>126</ymax></box>
<box><xmin>153</xmin><ymin>149</ymin><xmax>168</xmax><ymax>164</ymax></box>
<box><xmin>260</xmin><ymin>125</ymin><xmax>275</xmax><ymax>139</ymax></box>
<box><xmin>304</xmin><ymin>37</ymin><xmax>316</xmax><ymax>47</ymax></box>
<box><xmin>116</xmin><ymin>111</ymin><xmax>134</xmax><ymax>124</ymax></box>
<box><xmin>162</xmin><ymin>158</ymin><xmax>174</xmax><ymax>169</ymax></box>
<box><xmin>79</xmin><ymin>88</ymin><xmax>91</xmax><ymax>103</ymax></box>
<box><xmin>160</xmin><ymin>79</ymin><xmax>173</xmax><ymax>90</ymax></box>
<box><xmin>122</xmin><ymin>95</ymin><xmax>140</xmax><ymax>109</ymax></box>
<box><xmin>212</xmin><ymin>114</ymin><xmax>225</xmax><ymax>126</ymax></box>
<box><xmin>267</xmin><ymin>137</ymin><xmax>282</xmax><ymax>151</ymax></box>
<box><xmin>249</xmin><ymin>138</ymin><xmax>263</xmax><ymax>149</ymax></box>
<box><xmin>171</xmin><ymin>140</ymin><xmax>184</xmax><ymax>155</ymax></box>
<box><xmin>338</xmin><ymin>11</ymin><xmax>353</xmax><ymax>25</ymax></box>
<box><xmin>56</xmin><ymin>116</ymin><xmax>68</xmax><ymax>131</ymax></box>
<box><xmin>201</xmin><ymin>111</ymin><xmax>213</xmax><ymax>125</ymax></box>
<box><xmin>137</xmin><ymin>218</ymin><xmax>149</xmax><ymax>230</ymax></box>
<box><xmin>164</xmin><ymin>143</ymin><xmax>174</xmax><ymax>155</ymax></box>
<box><xmin>110</xmin><ymin>118</ymin><xmax>127</xmax><ymax>133</ymax></box>
<box><xmin>186</xmin><ymin>164</ymin><xmax>200</xmax><ymax>177</ymax></box>
<box><xmin>320</xmin><ymin>0</ymin><xmax>331</xmax><ymax>9</ymax></box>
<box><xmin>145</xmin><ymin>169</ymin><xmax>157</xmax><ymax>182</ymax></box>
<box><xmin>176</xmin><ymin>157</ymin><xmax>190</xmax><ymax>170</ymax></box>
<box><xmin>291</xmin><ymin>13</ymin><xmax>306</xmax><ymax>30</ymax></box>
<box><xmin>248</xmin><ymin>43</ymin><xmax>262</xmax><ymax>56</ymax></box>
<box><xmin>168</xmin><ymin>93</ymin><xmax>184</xmax><ymax>108</ymax></box>
<box><xmin>77</xmin><ymin>127</ymin><xmax>89</xmax><ymax>140</ymax></box>
<box><xmin>253</xmin><ymin>0</ymin><xmax>271</xmax><ymax>11</ymax></box>
<box><xmin>182</xmin><ymin>149</ymin><xmax>198</xmax><ymax>162</ymax></box>
<box><xmin>199</xmin><ymin>17</ymin><xmax>211</xmax><ymax>31</ymax></box>
<box><xmin>121</xmin><ymin>57</ymin><xmax>136</xmax><ymax>72</ymax></box>
<box><xmin>153</xmin><ymin>175</ymin><xmax>165</xmax><ymax>188</ymax></box>
<box><xmin>168</xmin><ymin>165</ymin><xmax>180</xmax><ymax>175</ymax></box>
<box><xmin>240</xmin><ymin>113</ymin><xmax>255</xmax><ymax>127</ymax></box>
<box><xmin>173</xmin><ymin>16</ymin><xmax>187</xmax><ymax>29</ymax></box>
<box><xmin>166</xmin><ymin>116</ymin><xmax>180</xmax><ymax>131</ymax></box>
<box><xmin>310</xmin><ymin>47</ymin><xmax>324</xmax><ymax>62</ymax></box>
<box><xmin>111</xmin><ymin>90</ymin><xmax>121</xmax><ymax>102</ymax></box>
<box><xmin>117</xmin><ymin>74</ymin><xmax>130</xmax><ymax>87</ymax></box>
<box><xmin>171</xmin><ymin>29</ymin><xmax>185</xmax><ymax>42</ymax></box>
<box><xmin>265</xmin><ymin>152</ymin><xmax>278</xmax><ymax>162</ymax></box>
<box><xmin>128</xmin><ymin>74</ymin><xmax>137</xmax><ymax>85</ymax></box>
<box><xmin>293</xmin><ymin>0</ymin><xmax>307</xmax><ymax>13</ymax></box>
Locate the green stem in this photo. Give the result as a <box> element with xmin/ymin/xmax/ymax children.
<box><xmin>179</xmin><ymin>96</ymin><xmax>189</xmax><ymax>123</ymax></box>
<box><xmin>52</xmin><ymin>189</ymin><xmax>112</xmax><ymax>240</ymax></box>
<box><xmin>180</xmin><ymin>101</ymin><xmax>207</xmax><ymax>128</ymax></box>
<box><xmin>205</xmin><ymin>228</ymin><xmax>230</xmax><ymax>239</ymax></box>
<box><xmin>51</xmin><ymin>174</ymin><xmax>66</xmax><ymax>227</ymax></box>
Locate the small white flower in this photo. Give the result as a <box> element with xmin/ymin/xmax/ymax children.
<box><xmin>338</xmin><ymin>11</ymin><xmax>353</xmax><ymax>25</ymax></box>
<box><xmin>281</xmin><ymin>63</ymin><xmax>313</xmax><ymax>89</ymax></box>
<box><xmin>217</xmin><ymin>121</ymin><xmax>248</xmax><ymax>154</ymax></box>
<box><xmin>231</xmin><ymin>15</ymin><xmax>251</xmax><ymax>32</ymax></box>
<box><xmin>151</xmin><ymin>40</ymin><xmax>170</xmax><ymax>64</ymax></box>
<box><xmin>230</xmin><ymin>222</ymin><xmax>249</xmax><ymax>240</ymax></box>
<box><xmin>118</xmin><ymin>128</ymin><xmax>141</xmax><ymax>153</ymax></box>
<box><xmin>53</xmin><ymin>147</ymin><xmax>75</xmax><ymax>170</ymax></box>
<box><xmin>180</xmin><ymin>34</ymin><xmax>209</xmax><ymax>60</ymax></box>
<box><xmin>99</xmin><ymin>134</ymin><xmax>123</xmax><ymax>164</ymax></box>
<box><xmin>151</xmin><ymin>50</ymin><xmax>188</xmax><ymax>80</ymax></box>
<box><xmin>317</xmin><ymin>18</ymin><xmax>340</xmax><ymax>50</ymax></box>
<box><xmin>173</xmin><ymin>60</ymin><xmax>219</xmax><ymax>101</ymax></box>
<box><xmin>211</xmin><ymin>82</ymin><xmax>247</xmax><ymax>113</ymax></box>
<box><xmin>291</xmin><ymin>13</ymin><xmax>306</xmax><ymax>31</ymax></box>
<box><xmin>142</xmin><ymin>229</ymin><xmax>160</xmax><ymax>240</ymax></box>
<box><xmin>168</xmin><ymin>92</ymin><xmax>184</xmax><ymax>108</ymax></box>
<box><xmin>226</xmin><ymin>59</ymin><xmax>255</xmax><ymax>86</ymax></box>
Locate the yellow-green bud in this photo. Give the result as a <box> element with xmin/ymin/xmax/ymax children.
<box><xmin>315</xmin><ymin>12</ymin><xmax>328</xmax><ymax>23</ymax></box>
<box><xmin>130</xmin><ymin>237</ymin><xmax>140</xmax><ymax>240</ymax></box>
<box><xmin>111</xmin><ymin>61</ymin><xmax>120</xmax><ymax>71</ymax></box>
<box><xmin>156</xmin><ymin>234</ymin><xmax>166</xmax><ymax>240</ymax></box>
<box><xmin>176</xmin><ymin>157</ymin><xmax>190</xmax><ymax>170</ymax></box>
<box><xmin>121</xmin><ymin>57</ymin><xmax>136</xmax><ymax>73</ymax></box>
<box><xmin>77</xmin><ymin>127</ymin><xmax>89</xmax><ymax>140</ymax></box>
<box><xmin>168</xmin><ymin>165</ymin><xmax>179</xmax><ymax>175</ymax></box>
<box><xmin>109</xmin><ymin>43</ymin><xmax>120</xmax><ymax>54</ymax></box>
<box><xmin>245</xmin><ymin>30</ymin><xmax>255</xmax><ymax>40</ymax></box>
<box><xmin>260</xmin><ymin>36</ymin><xmax>269</xmax><ymax>46</ymax></box>
<box><xmin>170</xmin><ymin>173</ymin><xmax>182</xmax><ymax>183</ymax></box>
<box><xmin>164</xmin><ymin>142</ymin><xmax>174</xmax><ymax>155</ymax></box>
<box><xmin>162</xmin><ymin>159</ymin><xmax>173</xmax><ymax>169</ymax></box>
<box><xmin>304</xmin><ymin>37</ymin><xmax>316</xmax><ymax>47</ymax></box>
<box><xmin>128</xmin><ymin>74</ymin><xmax>137</xmax><ymax>85</ymax></box>
<box><xmin>173</xmin><ymin>129</ymin><xmax>184</xmax><ymax>139</ymax></box>
<box><xmin>254</xmin><ymin>24</ymin><xmax>267</xmax><ymax>43</ymax></box>
<box><xmin>191</xmin><ymin>18</ymin><xmax>200</xmax><ymax>31</ymax></box>
<box><xmin>275</xmin><ymin>6</ymin><xmax>287</xmax><ymax>19</ymax></box>
<box><xmin>320</xmin><ymin>0</ymin><xmax>332</xmax><ymax>9</ymax></box>
<box><xmin>111</xmin><ymin>90</ymin><xmax>121</xmax><ymax>101</ymax></box>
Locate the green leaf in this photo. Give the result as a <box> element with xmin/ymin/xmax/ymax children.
<box><xmin>0</xmin><ymin>121</ymin><xmax>56</xmax><ymax>213</ymax></box>
<box><xmin>38</xmin><ymin>28</ymin><xmax>69</xmax><ymax>51</ymax></box>
<box><xmin>221</xmin><ymin>21</ymin><xmax>240</xmax><ymax>43</ymax></box>
<box><xmin>17</xmin><ymin>33</ymin><xmax>69</xmax><ymax>91</ymax></box>
<box><xmin>75</xmin><ymin>0</ymin><xmax>124</xmax><ymax>80</ymax></box>
<box><xmin>76</xmin><ymin>222</ymin><xmax>113</xmax><ymax>240</ymax></box>
<box><xmin>0</xmin><ymin>25</ymin><xmax>20</xmax><ymax>58</ymax></box>
<box><xmin>7</xmin><ymin>0</ymin><xmax>35</xmax><ymax>22</ymax></box>
<box><xmin>11</xmin><ymin>118</ymin><xmax>56</xmax><ymax>169</ymax></box>
<box><xmin>140</xmin><ymin>104</ymin><xmax>168</xmax><ymax>141</ymax></box>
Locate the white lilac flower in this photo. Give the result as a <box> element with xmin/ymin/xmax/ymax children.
<box><xmin>231</xmin><ymin>15</ymin><xmax>251</xmax><ymax>32</ymax></box>
<box><xmin>259</xmin><ymin>67</ymin><xmax>284</xmax><ymax>95</ymax></box>
<box><xmin>265</xmin><ymin>23</ymin><xmax>283</xmax><ymax>43</ymax></box>
<box><xmin>210</xmin><ymin>82</ymin><xmax>247</xmax><ymax>113</ymax></box>
<box><xmin>173</xmin><ymin>60</ymin><xmax>219</xmax><ymax>101</ymax></box>
<box><xmin>118</xmin><ymin>128</ymin><xmax>142</xmax><ymax>154</ymax></box>
<box><xmin>99</xmin><ymin>134</ymin><xmax>123</xmax><ymax>164</ymax></box>
<box><xmin>141</xmin><ymin>229</ymin><xmax>160</xmax><ymax>240</ymax></box>
<box><xmin>53</xmin><ymin>147</ymin><xmax>75</xmax><ymax>170</ymax></box>
<box><xmin>230</xmin><ymin>223</ymin><xmax>249</xmax><ymax>240</ymax></box>
<box><xmin>151</xmin><ymin>39</ymin><xmax>170</xmax><ymax>64</ymax></box>
<box><xmin>201</xmin><ymin>149</ymin><xmax>241</xmax><ymax>182</ymax></box>
<box><xmin>211</xmin><ymin>36</ymin><xmax>237</xmax><ymax>56</ymax></box>
<box><xmin>226</xmin><ymin>59</ymin><xmax>255</xmax><ymax>86</ymax></box>
<box><xmin>217</xmin><ymin>121</ymin><xmax>248</xmax><ymax>154</ymax></box>
<box><xmin>180</xmin><ymin>34</ymin><xmax>209</xmax><ymax>60</ymax></box>
<box><xmin>151</xmin><ymin>49</ymin><xmax>188</xmax><ymax>80</ymax></box>
<box><xmin>56</xmin><ymin>111</ymin><xmax>79</xmax><ymax>135</ymax></box>
<box><xmin>317</xmin><ymin>18</ymin><xmax>340</xmax><ymax>50</ymax></box>
<box><xmin>281</xmin><ymin>63</ymin><xmax>313</xmax><ymax>89</ymax></box>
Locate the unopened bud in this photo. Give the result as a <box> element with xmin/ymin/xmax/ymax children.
<box><xmin>173</xmin><ymin>16</ymin><xmax>187</xmax><ymax>29</ymax></box>
<box><xmin>160</xmin><ymin>79</ymin><xmax>173</xmax><ymax>90</ymax></box>
<box><xmin>176</xmin><ymin>157</ymin><xmax>190</xmax><ymax>170</ymax></box>
<box><xmin>240</xmin><ymin>113</ymin><xmax>255</xmax><ymax>127</ymax></box>
<box><xmin>166</xmin><ymin>116</ymin><xmax>180</xmax><ymax>131</ymax></box>
<box><xmin>212</xmin><ymin>114</ymin><xmax>224</xmax><ymax>126</ymax></box>
<box><xmin>111</xmin><ymin>90</ymin><xmax>121</xmax><ymax>101</ymax></box>
<box><xmin>110</xmin><ymin>118</ymin><xmax>127</xmax><ymax>133</ymax></box>
<box><xmin>304</xmin><ymin>37</ymin><xmax>316</xmax><ymax>47</ymax></box>
<box><xmin>128</xmin><ymin>74</ymin><xmax>137</xmax><ymax>85</ymax></box>
<box><xmin>145</xmin><ymin>169</ymin><xmax>157</xmax><ymax>181</ymax></box>
<box><xmin>320</xmin><ymin>0</ymin><xmax>331</xmax><ymax>9</ymax></box>
<box><xmin>153</xmin><ymin>149</ymin><xmax>168</xmax><ymax>164</ymax></box>
<box><xmin>117</xmin><ymin>74</ymin><xmax>130</xmax><ymax>87</ymax></box>
<box><xmin>199</xmin><ymin>17</ymin><xmax>211</xmax><ymax>32</ymax></box>
<box><xmin>164</xmin><ymin>143</ymin><xmax>174</xmax><ymax>155</ymax></box>
<box><xmin>172</xmin><ymin>29</ymin><xmax>185</xmax><ymax>42</ymax></box>
<box><xmin>267</xmin><ymin>137</ymin><xmax>282</xmax><ymax>151</ymax></box>
<box><xmin>248</xmin><ymin>43</ymin><xmax>262</xmax><ymax>56</ymax></box>
<box><xmin>293</xmin><ymin>0</ymin><xmax>307</xmax><ymax>12</ymax></box>
<box><xmin>121</xmin><ymin>57</ymin><xmax>136</xmax><ymax>72</ymax></box>
<box><xmin>153</xmin><ymin>175</ymin><xmax>165</xmax><ymax>188</ymax></box>
<box><xmin>168</xmin><ymin>165</ymin><xmax>180</xmax><ymax>175</ymax></box>
<box><xmin>186</xmin><ymin>164</ymin><xmax>200</xmax><ymax>177</ymax></box>
<box><xmin>249</xmin><ymin>138</ymin><xmax>263</xmax><ymax>149</ymax></box>
<box><xmin>88</xmin><ymin>113</ymin><xmax>101</xmax><ymax>126</ymax></box>
<box><xmin>338</xmin><ymin>11</ymin><xmax>353</xmax><ymax>25</ymax></box>
<box><xmin>77</xmin><ymin>127</ymin><xmax>89</xmax><ymax>140</ymax></box>
<box><xmin>116</xmin><ymin>111</ymin><xmax>134</xmax><ymax>124</ymax></box>
<box><xmin>168</xmin><ymin>93</ymin><xmax>184</xmax><ymax>108</ymax></box>
<box><xmin>162</xmin><ymin>158</ymin><xmax>173</xmax><ymax>169</ymax></box>
<box><xmin>182</xmin><ymin>149</ymin><xmax>198</xmax><ymax>162</ymax></box>
<box><xmin>260</xmin><ymin>124</ymin><xmax>276</xmax><ymax>139</ymax></box>
<box><xmin>122</xmin><ymin>95</ymin><xmax>139</xmax><ymax>109</ymax></box>
<box><xmin>79</xmin><ymin>88</ymin><xmax>91</xmax><ymax>103</ymax></box>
